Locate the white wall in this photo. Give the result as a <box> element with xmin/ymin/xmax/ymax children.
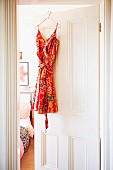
<box><xmin>18</xmin><ymin>21</ymin><xmax>38</xmax><ymax>90</ymax></box>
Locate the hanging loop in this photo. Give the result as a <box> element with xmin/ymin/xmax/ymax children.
<box><xmin>47</xmin><ymin>11</ymin><xmax>52</xmax><ymax>19</ymax></box>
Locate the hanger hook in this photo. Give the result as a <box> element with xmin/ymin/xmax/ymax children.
<box><xmin>47</xmin><ymin>11</ymin><xmax>52</xmax><ymax>19</ymax></box>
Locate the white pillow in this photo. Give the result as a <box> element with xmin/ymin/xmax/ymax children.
<box><xmin>20</xmin><ymin>103</ymin><xmax>31</xmax><ymax>119</ymax></box>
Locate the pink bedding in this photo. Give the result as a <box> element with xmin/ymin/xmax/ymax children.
<box><xmin>20</xmin><ymin>101</ymin><xmax>34</xmax><ymax>159</ymax></box>
<box><xmin>20</xmin><ymin>138</ymin><xmax>24</xmax><ymax>159</ymax></box>
<box><xmin>25</xmin><ymin>123</ymin><xmax>34</xmax><ymax>138</ymax></box>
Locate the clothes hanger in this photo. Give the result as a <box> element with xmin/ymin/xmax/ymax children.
<box><xmin>35</xmin><ymin>11</ymin><xmax>61</xmax><ymax>30</ymax></box>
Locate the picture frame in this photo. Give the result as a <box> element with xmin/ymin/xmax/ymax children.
<box><xmin>19</xmin><ymin>62</ymin><xmax>29</xmax><ymax>86</ymax></box>
<box><xmin>19</xmin><ymin>52</ymin><xmax>22</xmax><ymax>60</ymax></box>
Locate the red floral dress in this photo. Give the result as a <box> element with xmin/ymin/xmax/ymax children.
<box><xmin>33</xmin><ymin>25</ymin><xmax>59</xmax><ymax>129</ymax></box>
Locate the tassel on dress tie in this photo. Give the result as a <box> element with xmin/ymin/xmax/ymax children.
<box><xmin>45</xmin><ymin>113</ymin><xmax>48</xmax><ymax>130</ymax></box>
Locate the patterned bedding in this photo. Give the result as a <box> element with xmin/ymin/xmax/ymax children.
<box><xmin>20</xmin><ymin>120</ymin><xmax>34</xmax><ymax>159</ymax></box>
<box><xmin>20</xmin><ymin>126</ymin><xmax>30</xmax><ymax>153</ymax></box>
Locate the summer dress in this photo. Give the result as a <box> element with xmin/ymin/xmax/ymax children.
<box><xmin>33</xmin><ymin>24</ymin><xmax>59</xmax><ymax>129</ymax></box>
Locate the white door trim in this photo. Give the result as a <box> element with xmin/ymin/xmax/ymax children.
<box><xmin>104</xmin><ymin>0</ymin><xmax>110</xmax><ymax>169</ymax></box>
<box><xmin>109</xmin><ymin>0</ymin><xmax>113</xmax><ymax>169</ymax></box>
<box><xmin>100</xmin><ymin>0</ymin><xmax>111</xmax><ymax>169</ymax></box>
<box><xmin>4</xmin><ymin>0</ymin><xmax>19</xmax><ymax>169</ymax></box>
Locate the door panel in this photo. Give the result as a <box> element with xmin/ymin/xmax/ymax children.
<box><xmin>35</xmin><ymin>5</ymin><xmax>99</xmax><ymax>170</ymax></box>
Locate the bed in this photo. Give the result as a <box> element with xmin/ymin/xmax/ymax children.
<box><xmin>19</xmin><ymin>92</ymin><xmax>34</xmax><ymax>159</ymax></box>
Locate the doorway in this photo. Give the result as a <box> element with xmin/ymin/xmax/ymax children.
<box><xmin>19</xmin><ymin>1</ymin><xmax>98</xmax><ymax>170</ymax></box>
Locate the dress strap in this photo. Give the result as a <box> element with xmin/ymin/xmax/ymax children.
<box><xmin>37</xmin><ymin>25</ymin><xmax>39</xmax><ymax>31</ymax></box>
<box><xmin>56</xmin><ymin>23</ymin><xmax>58</xmax><ymax>29</ymax></box>
<box><xmin>54</xmin><ymin>23</ymin><xmax>58</xmax><ymax>33</ymax></box>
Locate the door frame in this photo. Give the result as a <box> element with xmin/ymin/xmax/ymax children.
<box><xmin>100</xmin><ymin>0</ymin><xmax>111</xmax><ymax>169</ymax></box>
<box><xmin>5</xmin><ymin>0</ymin><xmax>110</xmax><ymax>169</ymax></box>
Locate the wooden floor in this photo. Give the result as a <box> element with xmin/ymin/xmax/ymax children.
<box><xmin>20</xmin><ymin>138</ymin><xmax>34</xmax><ymax>170</ymax></box>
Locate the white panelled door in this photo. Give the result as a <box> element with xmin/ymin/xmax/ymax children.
<box><xmin>35</xmin><ymin>5</ymin><xmax>99</xmax><ymax>170</ymax></box>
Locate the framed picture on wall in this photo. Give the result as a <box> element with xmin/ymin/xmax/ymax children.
<box><xmin>19</xmin><ymin>62</ymin><xmax>29</xmax><ymax>86</ymax></box>
<box><xmin>19</xmin><ymin>52</ymin><xmax>22</xmax><ymax>60</ymax></box>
